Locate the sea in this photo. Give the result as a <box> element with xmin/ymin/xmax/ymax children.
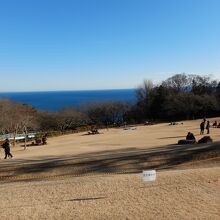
<box><xmin>0</xmin><ymin>89</ymin><xmax>137</xmax><ymax>112</ymax></box>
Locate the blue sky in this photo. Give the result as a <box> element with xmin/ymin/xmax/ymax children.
<box><xmin>0</xmin><ymin>0</ymin><xmax>220</xmax><ymax>92</ymax></box>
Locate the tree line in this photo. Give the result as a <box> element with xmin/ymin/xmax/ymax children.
<box><xmin>0</xmin><ymin>99</ymin><xmax>131</xmax><ymax>140</ymax></box>
<box><xmin>0</xmin><ymin>74</ymin><xmax>219</xmax><ymax>139</ymax></box>
<box><xmin>132</xmin><ymin>74</ymin><xmax>220</xmax><ymax>122</ymax></box>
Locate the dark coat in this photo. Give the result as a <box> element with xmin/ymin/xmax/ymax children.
<box><xmin>2</xmin><ymin>142</ymin><xmax>10</xmax><ymax>150</ymax></box>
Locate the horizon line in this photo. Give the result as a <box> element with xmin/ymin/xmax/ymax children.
<box><xmin>0</xmin><ymin>87</ymin><xmax>136</xmax><ymax>94</ymax></box>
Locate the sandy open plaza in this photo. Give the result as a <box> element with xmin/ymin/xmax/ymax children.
<box><xmin>0</xmin><ymin>118</ymin><xmax>219</xmax><ymax>219</ymax></box>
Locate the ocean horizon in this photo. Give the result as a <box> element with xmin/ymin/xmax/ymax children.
<box><xmin>0</xmin><ymin>89</ymin><xmax>137</xmax><ymax>112</ymax></box>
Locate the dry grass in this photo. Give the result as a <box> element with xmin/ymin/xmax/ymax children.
<box><xmin>0</xmin><ymin>118</ymin><xmax>219</xmax><ymax>219</ymax></box>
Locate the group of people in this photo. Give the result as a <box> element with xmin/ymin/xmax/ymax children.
<box><xmin>212</xmin><ymin>121</ymin><xmax>220</xmax><ymax>128</ymax></box>
<box><xmin>1</xmin><ymin>138</ymin><xmax>13</xmax><ymax>159</ymax></box>
<box><xmin>200</xmin><ymin>119</ymin><xmax>210</xmax><ymax>135</ymax></box>
<box><xmin>32</xmin><ymin>134</ymin><xmax>48</xmax><ymax>145</ymax></box>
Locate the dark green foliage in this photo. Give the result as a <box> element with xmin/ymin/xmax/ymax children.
<box><xmin>131</xmin><ymin>74</ymin><xmax>220</xmax><ymax>122</ymax></box>
<box><xmin>216</xmin><ymin>82</ymin><xmax>220</xmax><ymax>105</ymax></box>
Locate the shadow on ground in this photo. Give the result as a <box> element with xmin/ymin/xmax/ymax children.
<box><xmin>0</xmin><ymin>141</ymin><xmax>219</xmax><ymax>182</ymax></box>
<box><xmin>66</xmin><ymin>197</ymin><xmax>106</xmax><ymax>202</ymax></box>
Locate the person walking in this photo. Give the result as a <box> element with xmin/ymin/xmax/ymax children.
<box><xmin>200</xmin><ymin>121</ymin><xmax>205</xmax><ymax>135</ymax></box>
<box><xmin>206</xmin><ymin>121</ymin><xmax>210</xmax><ymax>134</ymax></box>
<box><xmin>2</xmin><ymin>139</ymin><xmax>13</xmax><ymax>159</ymax></box>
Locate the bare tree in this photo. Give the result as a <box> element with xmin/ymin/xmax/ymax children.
<box><xmin>162</xmin><ymin>73</ymin><xmax>190</xmax><ymax>92</ymax></box>
<box><xmin>19</xmin><ymin>104</ymin><xmax>38</xmax><ymax>149</ymax></box>
<box><xmin>85</xmin><ymin>101</ymin><xmax>131</xmax><ymax>126</ymax></box>
<box><xmin>55</xmin><ymin>108</ymin><xmax>88</xmax><ymax>132</ymax></box>
<box><xmin>0</xmin><ymin>99</ymin><xmax>38</xmax><ymax>149</ymax></box>
<box><xmin>136</xmin><ymin>80</ymin><xmax>153</xmax><ymax>102</ymax></box>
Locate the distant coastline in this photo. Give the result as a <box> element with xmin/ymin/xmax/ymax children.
<box><xmin>0</xmin><ymin>89</ymin><xmax>136</xmax><ymax>112</ymax></box>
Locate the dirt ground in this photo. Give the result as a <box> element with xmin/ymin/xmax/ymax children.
<box><xmin>1</xmin><ymin>117</ymin><xmax>219</xmax><ymax>160</ymax></box>
<box><xmin>0</xmin><ymin>118</ymin><xmax>219</xmax><ymax>219</ymax></box>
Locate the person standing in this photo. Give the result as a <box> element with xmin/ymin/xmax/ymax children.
<box><xmin>2</xmin><ymin>139</ymin><xmax>13</xmax><ymax>159</ymax></box>
<box><xmin>200</xmin><ymin>121</ymin><xmax>205</xmax><ymax>135</ymax></box>
<box><xmin>42</xmin><ymin>135</ymin><xmax>48</xmax><ymax>145</ymax></box>
<box><xmin>206</xmin><ymin>121</ymin><xmax>210</xmax><ymax>134</ymax></box>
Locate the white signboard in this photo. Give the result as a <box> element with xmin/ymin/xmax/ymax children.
<box><xmin>143</xmin><ymin>170</ymin><xmax>156</xmax><ymax>182</ymax></box>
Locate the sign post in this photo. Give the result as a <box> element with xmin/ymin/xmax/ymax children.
<box><xmin>142</xmin><ymin>170</ymin><xmax>156</xmax><ymax>182</ymax></box>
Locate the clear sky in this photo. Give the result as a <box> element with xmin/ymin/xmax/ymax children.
<box><xmin>0</xmin><ymin>0</ymin><xmax>220</xmax><ymax>92</ymax></box>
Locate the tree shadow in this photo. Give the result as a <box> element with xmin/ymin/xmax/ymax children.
<box><xmin>0</xmin><ymin>141</ymin><xmax>219</xmax><ymax>183</ymax></box>
<box><xmin>158</xmin><ymin>135</ymin><xmax>186</xmax><ymax>139</ymax></box>
<box><xmin>66</xmin><ymin>197</ymin><xmax>106</xmax><ymax>202</ymax></box>
<box><xmin>80</xmin><ymin>132</ymin><xmax>104</xmax><ymax>136</ymax></box>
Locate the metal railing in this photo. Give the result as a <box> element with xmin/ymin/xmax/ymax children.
<box><xmin>0</xmin><ymin>133</ymin><xmax>37</xmax><ymax>141</ymax></box>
